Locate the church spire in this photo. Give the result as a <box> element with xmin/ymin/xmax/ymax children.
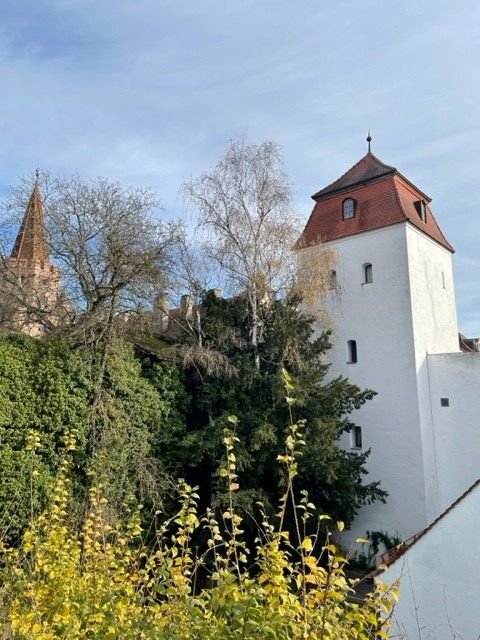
<box><xmin>10</xmin><ymin>173</ymin><xmax>50</xmax><ymax>263</ymax></box>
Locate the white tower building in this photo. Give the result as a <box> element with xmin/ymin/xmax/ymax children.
<box><xmin>298</xmin><ymin>143</ymin><xmax>480</xmax><ymax>545</ymax></box>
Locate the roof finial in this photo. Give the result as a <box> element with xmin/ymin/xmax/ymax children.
<box><xmin>366</xmin><ymin>131</ymin><xmax>372</xmax><ymax>154</ymax></box>
<box><xmin>35</xmin><ymin>168</ymin><xmax>40</xmax><ymax>185</ymax></box>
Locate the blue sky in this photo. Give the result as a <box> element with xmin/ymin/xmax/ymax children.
<box><xmin>1</xmin><ymin>0</ymin><xmax>480</xmax><ymax>334</ymax></box>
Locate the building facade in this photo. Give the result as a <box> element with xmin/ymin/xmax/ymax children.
<box><xmin>298</xmin><ymin>147</ymin><xmax>480</xmax><ymax>545</ymax></box>
<box><xmin>378</xmin><ymin>479</ymin><xmax>480</xmax><ymax>639</ymax></box>
<box><xmin>2</xmin><ymin>178</ymin><xmax>61</xmax><ymax>336</ymax></box>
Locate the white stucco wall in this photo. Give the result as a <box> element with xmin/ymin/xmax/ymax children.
<box><xmin>427</xmin><ymin>351</ymin><xmax>480</xmax><ymax>515</ymax></box>
<box><xmin>379</xmin><ymin>481</ymin><xmax>480</xmax><ymax>640</ymax></box>
<box><xmin>405</xmin><ymin>224</ymin><xmax>460</xmax><ymax>523</ymax></box>
<box><xmin>305</xmin><ymin>224</ymin><xmax>430</xmax><ymax>545</ymax></box>
<box><xmin>405</xmin><ymin>224</ymin><xmax>459</xmax><ymax>358</ymax></box>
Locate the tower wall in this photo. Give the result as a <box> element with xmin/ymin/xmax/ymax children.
<box><xmin>298</xmin><ymin>148</ymin><xmax>464</xmax><ymax>550</ymax></box>
<box><xmin>404</xmin><ymin>225</ymin><xmax>459</xmax><ymax>522</ymax></box>
<box><xmin>2</xmin><ymin>258</ymin><xmax>61</xmax><ymax>336</ymax></box>
<box><xmin>406</xmin><ymin>224</ymin><xmax>459</xmax><ymax>358</ymax></box>
<box><xmin>307</xmin><ymin>224</ymin><xmax>430</xmax><ymax>543</ymax></box>
<box><xmin>426</xmin><ymin>352</ymin><xmax>480</xmax><ymax>515</ymax></box>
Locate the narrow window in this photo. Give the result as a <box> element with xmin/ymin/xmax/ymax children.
<box><xmin>441</xmin><ymin>271</ymin><xmax>446</xmax><ymax>289</ymax></box>
<box><xmin>363</xmin><ymin>263</ymin><xmax>373</xmax><ymax>284</ymax></box>
<box><xmin>414</xmin><ymin>200</ymin><xmax>427</xmax><ymax>222</ymax></box>
<box><xmin>440</xmin><ymin>398</ymin><xmax>449</xmax><ymax>407</ymax></box>
<box><xmin>347</xmin><ymin>340</ymin><xmax>357</xmax><ymax>363</ymax></box>
<box><xmin>328</xmin><ymin>269</ymin><xmax>337</xmax><ymax>289</ymax></box>
<box><xmin>342</xmin><ymin>198</ymin><xmax>356</xmax><ymax>220</ymax></box>
<box><xmin>351</xmin><ymin>426</ymin><xmax>362</xmax><ymax>449</ymax></box>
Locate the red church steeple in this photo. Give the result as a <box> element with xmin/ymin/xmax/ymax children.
<box><xmin>10</xmin><ymin>171</ymin><xmax>50</xmax><ymax>263</ymax></box>
<box><xmin>4</xmin><ymin>173</ymin><xmax>61</xmax><ymax>336</ymax></box>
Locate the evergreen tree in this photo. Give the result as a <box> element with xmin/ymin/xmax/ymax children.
<box><xmin>175</xmin><ymin>292</ymin><xmax>386</xmax><ymax>529</ymax></box>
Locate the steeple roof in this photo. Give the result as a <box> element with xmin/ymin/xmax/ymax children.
<box><xmin>299</xmin><ymin>152</ymin><xmax>453</xmax><ymax>252</ymax></box>
<box><xmin>312</xmin><ymin>152</ymin><xmax>397</xmax><ymax>199</ymax></box>
<box><xmin>10</xmin><ymin>180</ymin><xmax>50</xmax><ymax>262</ymax></box>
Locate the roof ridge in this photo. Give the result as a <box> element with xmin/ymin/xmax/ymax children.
<box><xmin>392</xmin><ymin>174</ymin><xmax>453</xmax><ymax>252</ymax></box>
<box><xmin>366</xmin><ymin>151</ymin><xmax>396</xmax><ymax>171</ymax></box>
<box><xmin>392</xmin><ymin>175</ymin><xmax>409</xmax><ymax>220</ymax></box>
<box><xmin>424</xmin><ymin>203</ymin><xmax>453</xmax><ymax>252</ymax></box>
<box><xmin>374</xmin><ymin>477</ymin><xmax>480</xmax><ymax>573</ymax></box>
<box><xmin>312</xmin><ymin>152</ymin><xmax>396</xmax><ymax>200</ymax></box>
<box><xmin>319</xmin><ymin>154</ymin><xmax>370</xmax><ymax>191</ymax></box>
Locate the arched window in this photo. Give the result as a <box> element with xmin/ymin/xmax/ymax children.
<box><xmin>363</xmin><ymin>263</ymin><xmax>373</xmax><ymax>284</ymax></box>
<box><xmin>342</xmin><ymin>198</ymin><xmax>356</xmax><ymax>220</ymax></box>
<box><xmin>328</xmin><ymin>269</ymin><xmax>337</xmax><ymax>289</ymax></box>
<box><xmin>347</xmin><ymin>339</ymin><xmax>357</xmax><ymax>363</ymax></box>
<box><xmin>351</xmin><ymin>426</ymin><xmax>363</xmax><ymax>449</ymax></box>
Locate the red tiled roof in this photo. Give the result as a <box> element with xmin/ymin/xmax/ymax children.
<box><xmin>459</xmin><ymin>334</ymin><xmax>479</xmax><ymax>352</ymax></box>
<box><xmin>299</xmin><ymin>154</ymin><xmax>453</xmax><ymax>252</ymax></box>
<box><xmin>10</xmin><ymin>183</ymin><xmax>50</xmax><ymax>262</ymax></box>
<box><xmin>312</xmin><ymin>152</ymin><xmax>396</xmax><ymax>199</ymax></box>
<box><xmin>374</xmin><ymin>477</ymin><xmax>480</xmax><ymax>572</ymax></box>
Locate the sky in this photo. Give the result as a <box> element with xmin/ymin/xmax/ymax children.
<box><xmin>1</xmin><ymin>0</ymin><xmax>480</xmax><ymax>334</ymax></box>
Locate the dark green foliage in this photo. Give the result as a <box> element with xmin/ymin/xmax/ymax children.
<box><xmin>0</xmin><ymin>333</ymin><xmax>182</xmax><ymax>543</ymax></box>
<box><xmin>0</xmin><ymin>334</ymin><xmax>89</xmax><ymax>542</ymax></box>
<box><xmin>176</xmin><ymin>293</ymin><xmax>386</xmax><ymax>528</ymax></box>
<box><xmin>88</xmin><ymin>342</ymin><xmax>183</xmax><ymax>513</ymax></box>
<box><xmin>0</xmin><ymin>295</ymin><xmax>385</xmax><ymax>546</ymax></box>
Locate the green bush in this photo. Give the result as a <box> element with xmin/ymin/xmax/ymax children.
<box><xmin>0</xmin><ymin>402</ymin><xmax>398</xmax><ymax>639</ymax></box>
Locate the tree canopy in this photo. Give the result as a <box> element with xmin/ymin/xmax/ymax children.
<box><xmin>1</xmin><ymin>172</ymin><xmax>182</xmax><ymax>341</ymax></box>
<box><xmin>0</xmin><ymin>334</ymin><xmax>182</xmax><ymax>543</ymax></box>
<box><xmin>170</xmin><ymin>292</ymin><xmax>386</xmax><ymax>530</ymax></box>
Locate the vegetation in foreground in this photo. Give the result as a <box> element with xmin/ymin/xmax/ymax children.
<box><xmin>0</xmin><ymin>397</ymin><xmax>398</xmax><ymax>639</ymax></box>
<box><xmin>0</xmin><ymin>139</ymin><xmax>399</xmax><ymax>637</ymax></box>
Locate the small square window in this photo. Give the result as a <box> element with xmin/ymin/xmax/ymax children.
<box><xmin>440</xmin><ymin>398</ymin><xmax>449</xmax><ymax>407</ymax></box>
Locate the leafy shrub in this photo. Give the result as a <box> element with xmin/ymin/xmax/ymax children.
<box><xmin>0</xmin><ymin>408</ymin><xmax>398</xmax><ymax>639</ymax></box>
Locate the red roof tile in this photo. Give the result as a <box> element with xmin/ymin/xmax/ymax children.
<box><xmin>299</xmin><ymin>154</ymin><xmax>453</xmax><ymax>252</ymax></box>
<box><xmin>374</xmin><ymin>477</ymin><xmax>480</xmax><ymax>572</ymax></box>
<box><xmin>312</xmin><ymin>152</ymin><xmax>396</xmax><ymax>199</ymax></box>
<box><xmin>10</xmin><ymin>183</ymin><xmax>50</xmax><ymax>262</ymax></box>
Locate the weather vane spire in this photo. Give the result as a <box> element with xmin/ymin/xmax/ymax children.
<box><xmin>35</xmin><ymin>167</ymin><xmax>40</xmax><ymax>184</ymax></box>
<box><xmin>366</xmin><ymin>131</ymin><xmax>372</xmax><ymax>153</ymax></box>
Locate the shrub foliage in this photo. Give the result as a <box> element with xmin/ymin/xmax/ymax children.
<box><xmin>0</xmin><ymin>388</ymin><xmax>398</xmax><ymax>639</ymax></box>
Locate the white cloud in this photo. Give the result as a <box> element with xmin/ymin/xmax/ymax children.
<box><xmin>0</xmin><ymin>0</ymin><xmax>479</xmax><ymax>331</ymax></box>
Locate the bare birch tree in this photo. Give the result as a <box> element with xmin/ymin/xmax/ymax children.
<box><xmin>184</xmin><ymin>138</ymin><xmax>299</xmax><ymax>367</ymax></box>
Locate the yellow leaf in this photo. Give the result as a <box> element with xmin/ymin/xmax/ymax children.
<box><xmin>301</xmin><ymin>537</ymin><xmax>313</xmax><ymax>552</ymax></box>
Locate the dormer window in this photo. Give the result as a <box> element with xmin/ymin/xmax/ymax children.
<box><xmin>414</xmin><ymin>200</ymin><xmax>427</xmax><ymax>223</ymax></box>
<box><xmin>342</xmin><ymin>198</ymin><xmax>356</xmax><ymax>220</ymax></box>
